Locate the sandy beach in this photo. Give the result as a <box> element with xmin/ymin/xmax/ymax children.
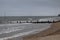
<box><xmin>23</xmin><ymin>22</ymin><xmax>60</xmax><ymax>40</ymax></box>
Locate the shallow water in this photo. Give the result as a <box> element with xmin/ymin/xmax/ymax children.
<box><xmin>0</xmin><ymin>23</ymin><xmax>51</xmax><ymax>40</ymax></box>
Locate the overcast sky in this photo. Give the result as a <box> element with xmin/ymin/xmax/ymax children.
<box><xmin>0</xmin><ymin>0</ymin><xmax>60</xmax><ymax>16</ymax></box>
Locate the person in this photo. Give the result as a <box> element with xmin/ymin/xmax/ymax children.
<box><xmin>17</xmin><ymin>21</ymin><xmax>18</xmax><ymax>23</ymax></box>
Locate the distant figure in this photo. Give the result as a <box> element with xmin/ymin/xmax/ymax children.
<box><xmin>17</xmin><ymin>21</ymin><xmax>18</xmax><ymax>23</ymax></box>
<box><xmin>20</xmin><ymin>21</ymin><xmax>21</xmax><ymax>23</ymax></box>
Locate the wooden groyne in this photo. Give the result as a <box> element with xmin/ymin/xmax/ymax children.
<box><xmin>0</xmin><ymin>18</ymin><xmax>60</xmax><ymax>24</ymax></box>
<box><xmin>9</xmin><ymin>18</ymin><xmax>60</xmax><ymax>23</ymax></box>
<box><xmin>1</xmin><ymin>20</ymin><xmax>59</xmax><ymax>24</ymax></box>
<box><xmin>32</xmin><ymin>21</ymin><xmax>60</xmax><ymax>23</ymax></box>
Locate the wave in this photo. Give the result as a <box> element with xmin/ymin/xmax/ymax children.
<box><xmin>0</xmin><ymin>23</ymin><xmax>51</xmax><ymax>40</ymax></box>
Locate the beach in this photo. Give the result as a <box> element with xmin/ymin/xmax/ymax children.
<box><xmin>0</xmin><ymin>22</ymin><xmax>60</xmax><ymax>40</ymax></box>
<box><xmin>0</xmin><ymin>23</ymin><xmax>51</xmax><ymax>40</ymax></box>
<box><xmin>23</xmin><ymin>22</ymin><xmax>60</xmax><ymax>40</ymax></box>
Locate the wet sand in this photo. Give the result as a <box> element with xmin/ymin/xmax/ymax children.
<box><xmin>23</xmin><ymin>22</ymin><xmax>60</xmax><ymax>40</ymax></box>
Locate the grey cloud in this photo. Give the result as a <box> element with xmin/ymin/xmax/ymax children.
<box><xmin>0</xmin><ymin>0</ymin><xmax>60</xmax><ymax>16</ymax></box>
<box><xmin>0</xmin><ymin>0</ymin><xmax>60</xmax><ymax>8</ymax></box>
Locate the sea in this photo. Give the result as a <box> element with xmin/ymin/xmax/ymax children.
<box><xmin>0</xmin><ymin>16</ymin><xmax>59</xmax><ymax>21</ymax></box>
<box><xmin>0</xmin><ymin>16</ymin><xmax>60</xmax><ymax>40</ymax></box>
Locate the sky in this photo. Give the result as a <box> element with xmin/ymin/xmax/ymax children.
<box><xmin>0</xmin><ymin>0</ymin><xmax>60</xmax><ymax>16</ymax></box>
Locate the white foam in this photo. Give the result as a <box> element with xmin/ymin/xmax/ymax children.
<box><xmin>0</xmin><ymin>23</ymin><xmax>32</xmax><ymax>26</ymax></box>
<box><xmin>0</xmin><ymin>25</ymin><xmax>51</xmax><ymax>40</ymax></box>
<box><xmin>0</xmin><ymin>26</ymin><xmax>25</xmax><ymax>34</ymax></box>
<box><xmin>0</xmin><ymin>23</ymin><xmax>51</xmax><ymax>40</ymax></box>
<box><xmin>39</xmin><ymin>18</ymin><xmax>59</xmax><ymax>22</ymax></box>
<box><xmin>0</xmin><ymin>23</ymin><xmax>32</xmax><ymax>34</ymax></box>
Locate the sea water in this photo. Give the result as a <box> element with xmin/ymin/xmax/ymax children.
<box><xmin>0</xmin><ymin>16</ymin><xmax>60</xmax><ymax>40</ymax></box>
<box><xmin>0</xmin><ymin>23</ymin><xmax>51</xmax><ymax>40</ymax></box>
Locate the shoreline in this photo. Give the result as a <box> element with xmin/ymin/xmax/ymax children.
<box><xmin>1</xmin><ymin>22</ymin><xmax>60</xmax><ymax>40</ymax></box>
<box><xmin>23</xmin><ymin>22</ymin><xmax>60</xmax><ymax>40</ymax></box>
<box><xmin>0</xmin><ymin>23</ymin><xmax>51</xmax><ymax>40</ymax></box>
